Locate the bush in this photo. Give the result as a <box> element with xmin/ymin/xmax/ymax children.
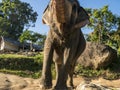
<box><xmin>0</xmin><ymin>53</ymin><xmax>43</xmax><ymax>78</ymax></box>
<box><xmin>75</xmin><ymin>64</ymin><xmax>120</xmax><ymax>80</ymax></box>
<box><xmin>0</xmin><ymin>54</ymin><xmax>42</xmax><ymax>71</ymax></box>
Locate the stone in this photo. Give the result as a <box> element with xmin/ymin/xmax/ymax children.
<box><xmin>76</xmin><ymin>82</ymin><xmax>111</xmax><ymax>90</ymax></box>
<box><xmin>0</xmin><ymin>73</ymin><xmax>27</xmax><ymax>90</ymax></box>
<box><xmin>77</xmin><ymin>42</ymin><xmax>117</xmax><ymax>69</ymax></box>
<box><xmin>0</xmin><ymin>74</ymin><xmax>11</xmax><ymax>90</ymax></box>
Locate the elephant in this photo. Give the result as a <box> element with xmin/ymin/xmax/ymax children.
<box><xmin>40</xmin><ymin>0</ymin><xmax>89</xmax><ymax>89</ymax></box>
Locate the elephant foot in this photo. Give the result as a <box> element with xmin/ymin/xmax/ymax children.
<box><xmin>53</xmin><ymin>85</ymin><xmax>68</xmax><ymax>90</ymax></box>
<box><xmin>68</xmin><ymin>82</ymin><xmax>75</xmax><ymax>89</ymax></box>
<box><xmin>53</xmin><ymin>87</ymin><xmax>68</xmax><ymax>90</ymax></box>
<box><xmin>39</xmin><ymin>77</ymin><xmax>52</xmax><ymax>89</ymax></box>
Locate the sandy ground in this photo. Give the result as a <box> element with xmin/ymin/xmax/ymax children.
<box><xmin>0</xmin><ymin>73</ymin><xmax>120</xmax><ymax>90</ymax></box>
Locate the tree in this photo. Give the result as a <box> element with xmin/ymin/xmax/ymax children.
<box><xmin>19</xmin><ymin>30</ymin><xmax>32</xmax><ymax>50</ymax></box>
<box><xmin>19</xmin><ymin>30</ymin><xmax>46</xmax><ymax>50</ymax></box>
<box><xmin>87</xmin><ymin>6</ymin><xmax>118</xmax><ymax>44</ymax></box>
<box><xmin>0</xmin><ymin>17</ymin><xmax>10</xmax><ymax>36</ymax></box>
<box><xmin>0</xmin><ymin>10</ymin><xmax>4</xmax><ymax>17</ymax></box>
<box><xmin>86</xmin><ymin>6</ymin><xmax>120</xmax><ymax>55</ymax></box>
<box><xmin>0</xmin><ymin>0</ymin><xmax>38</xmax><ymax>40</ymax></box>
<box><xmin>109</xmin><ymin>29</ymin><xmax>120</xmax><ymax>52</ymax></box>
<box><xmin>29</xmin><ymin>32</ymin><xmax>46</xmax><ymax>50</ymax></box>
<box><xmin>35</xmin><ymin>34</ymin><xmax>46</xmax><ymax>48</ymax></box>
<box><xmin>19</xmin><ymin>30</ymin><xmax>31</xmax><ymax>43</ymax></box>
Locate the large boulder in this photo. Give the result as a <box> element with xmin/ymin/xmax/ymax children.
<box><xmin>77</xmin><ymin>42</ymin><xmax>117</xmax><ymax>69</ymax></box>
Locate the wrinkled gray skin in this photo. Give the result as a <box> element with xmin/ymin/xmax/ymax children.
<box><xmin>40</xmin><ymin>0</ymin><xmax>89</xmax><ymax>89</ymax></box>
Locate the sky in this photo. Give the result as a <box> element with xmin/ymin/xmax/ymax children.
<box><xmin>0</xmin><ymin>0</ymin><xmax>120</xmax><ymax>35</ymax></box>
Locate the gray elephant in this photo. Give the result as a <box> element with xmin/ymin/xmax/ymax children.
<box><xmin>40</xmin><ymin>0</ymin><xmax>89</xmax><ymax>89</ymax></box>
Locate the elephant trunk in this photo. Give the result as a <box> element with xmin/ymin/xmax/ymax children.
<box><xmin>53</xmin><ymin>0</ymin><xmax>66</xmax><ymax>23</ymax></box>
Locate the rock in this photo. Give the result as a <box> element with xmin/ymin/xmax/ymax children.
<box><xmin>0</xmin><ymin>74</ymin><xmax>11</xmax><ymax>90</ymax></box>
<box><xmin>0</xmin><ymin>73</ymin><xmax>40</xmax><ymax>90</ymax></box>
<box><xmin>77</xmin><ymin>42</ymin><xmax>117</xmax><ymax>69</ymax></box>
<box><xmin>76</xmin><ymin>82</ymin><xmax>111</xmax><ymax>90</ymax></box>
<box><xmin>0</xmin><ymin>73</ymin><xmax>27</xmax><ymax>90</ymax></box>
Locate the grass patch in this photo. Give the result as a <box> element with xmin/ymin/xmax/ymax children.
<box><xmin>75</xmin><ymin>55</ymin><xmax>120</xmax><ymax>80</ymax></box>
<box><xmin>0</xmin><ymin>54</ymin><xmax>29</xmax><ymax>58</ymax></box>
<box><xmin>75</xmin><ymin>63</ymin><xmax>120</xmax><ymax>80</ymax></box>
<box><xmin>75</xmin><ymin>65</ymin><xmax>104</xmax><ymax>77</ymax></box>
<box><xmin>0</xmin><ymin>53</ymin><xmax>43</xmax><ymax>78</ymax></box>
<box><xmin>0</xmin><ymin>53</ymin><xmax>120</xmax><ymax>80</ymax></box>
<box><xmin>0</xmin><ymin>69</ymin><xmax>41</xmax><ymax>79</ymax></box>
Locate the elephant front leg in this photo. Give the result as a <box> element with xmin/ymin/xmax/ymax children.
<box><xmin>54</xmin><ymin>65</ymin><xmax>68</xmax><ymax>90</ymax></box>
<box><xmin>55</xmin><ymin>63</ymin><xmax>62</xmax><ymax>85</ymax></box>
<box><xmin>53</xmin><ymin>49</ymin><xmax>68</xmax><ymax>90</ymax></box>
<box><xmin>39</xmin><ymin>38</ymin><xmax>53</xmax><ymax>89</ymax></box>
<box><xmin>54</xmin><ymin>48</ymin><xmax>73</xmax><ymax>90</ymax></box>
<box><xmin>68</xmin><ymin>64</ymin><xmax>75</xmax><ymax>88</ymax></box>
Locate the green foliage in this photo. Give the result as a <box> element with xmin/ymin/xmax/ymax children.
<box><xmin>0</xmin><ymin>53</ymin><xmax>43</xmax><ymax>78</ymax></box>
<box><xmin>0</xmin><ymin>53</ymin><xmax>56</xmax><ymax>79</ymax></box>
<box><xmin>75</xmin><ymin>64</ymin><xmax>120</xmax><ymax>80</ymax></box>
<box><xmin>19</xmin><ymin>30</ymin><xmax>46</xmax><ymax>50</ymax></box>
<box><xmin>75</xmin><ymin>65</ymin><xmax>104</xmax><ymax>78</ymax></box>
<box><xmin>0</xmin><ymin>17</ymin><xmax>10</xmax><ymax>36</ymax></box>
<box><xmin>19</xmin><ymin>30</ymin><xmax>32</xmax><ymax>43</ymax></box>
<box><xmin>110</xmin><ymin>30</ymin><xmax>120</xmax><ymax>52</ymax></box>
<box><xmin>104</xmin><ymin>71</ymin><xmax>120</xmax><ymax>80</ymax></box>
<box><xmin>87</xmin><ymin>6</ymin><xmax>118</xmax><ymax>43</ymax></box>
<box><xmin>118</xmin><ymin>47</ymin><xmax>120</xmax><ymax>55</ymax></box>
<box><xmin>34</xmin><ymin>52</ymin><xmax>44</xmax><ymax>64</ymax></box>
<box><xmin>0</xmin><ymin>53</ymin><xmax>120</xmax><ymax>79</ymax></box>
<box><xmin>0</xmin><ymin>69</ymin><xmax>41</xmax><ymax>79</ymax></box>
<box><xmin>0</xmin><ymin>0</ymin><xmax>38</xmax><ymax>40</ymax></box>
<box><xmin>19</xmin><ymin>30</ymin><xmax>45</xmax><ymax>44</ymax></box>
<box><xmin>35</xmin><ymin>34</ymin><xmax>46</xmax><ymax>48</ymax></box>
<box><xmin>0</xmin><ymin>54</ymin><xmax>42</xmax><ymax>71</ymax></box>
<box><xmin>86</xmin><ymin>5</ymin><xmax>120</xmax><ymax>54</ymax></box>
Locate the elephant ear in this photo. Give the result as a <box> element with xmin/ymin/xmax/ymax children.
<box><xmin>74</xmin><ymin>6</ymin><xmax>89</xmax><ymax>28</ymax></box>
<box><xmin>42</xmin><ymin>5</ymin><xmax>53</xmax><ymax>26</ymax></box>
<box><xmin>42</xmin><ymin>5</ymin><xmax>51</xmax><ymax>25</ymax></box>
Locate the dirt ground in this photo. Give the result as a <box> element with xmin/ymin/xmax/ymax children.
<box><xmin>0</xmin><ymin>73</ymin><xmax>120</xmax><ymax>90</ymax></box>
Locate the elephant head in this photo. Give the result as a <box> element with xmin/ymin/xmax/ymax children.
<box><xmin>42</xmin><ymin>0</ymin><xmax>89</xmax><ymax>28</ymax></box>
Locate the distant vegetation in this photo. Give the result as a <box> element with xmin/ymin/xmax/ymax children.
<box><xmin>19</xmin><ymin>30</ymin><xmax>46</xmax><ymax>50</ymax></box>
<box><xmin>0</xmin><ymin>0</ymin><xmax>38</xmax><ymax>40</ymax></box>
<box><xmin>0</xmin><ymin>0</ymin><xmax>46</xmax><ymax>49</ymax></box>
<box><xmin>85</xmin><ymin>6</ymin><xmax>120</xmax><ymax>55</ymax></box>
